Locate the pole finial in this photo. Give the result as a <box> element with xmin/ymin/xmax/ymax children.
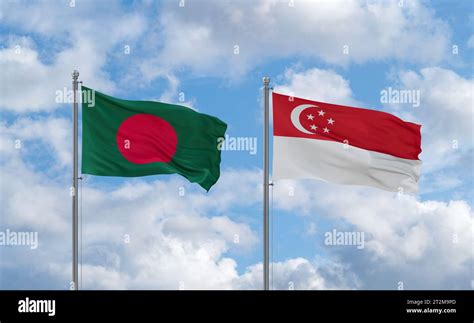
<box><xmin>72</xmin><ymin>70</ymin><xmax>79</xmax><ymax>80</ymax></box>
<box><xmin>263</xmin><ymin>76</ymin><xmax>270</xmax><ymax>86</ymax></box>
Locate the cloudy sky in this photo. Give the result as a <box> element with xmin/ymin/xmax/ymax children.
<box><xmin>0</xmin><ymin>0</ymin><xmax>472</xmax><ymax>290</ymax></box>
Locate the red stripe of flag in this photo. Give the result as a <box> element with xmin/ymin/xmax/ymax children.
<box><xmin>272</xmin><ymin>92</ymin><xmax>422</xmax><ymax>160</ymax></box>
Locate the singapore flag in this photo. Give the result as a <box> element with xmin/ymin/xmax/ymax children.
<box><xmin>272</xmin><ymin>92</ymin><xmax>422</xmax><ymax>193</ymax></box>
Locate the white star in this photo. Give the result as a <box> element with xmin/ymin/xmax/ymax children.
<box><xmin>327</xmin><ymin>118</ymin><xmax>334</xmax><ymax>125</ymax></box>
<box><xmin>307</xmin><ymin>114</ymin><xmax>314</xmax><ymax>120</ymax></box>
<box><xmin>310</xmin><ymin>124</ymin><xmax>317</xmax><ymax>131</ymax></box>
<box><xmin>318</xmin><ymin>110</ymin><xmax>325</xmax><ymax>116</ymax></box>
<box><xmin>323</xmin><ymin>127</ymin><xmax>330</xmax><ymax>133</ymax></box>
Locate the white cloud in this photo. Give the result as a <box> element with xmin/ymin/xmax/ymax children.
<box><xmin>467</xmin><ymin>35</ymin><xmax>474</xmax><ymax>49</ymax></box>
<box><xmin>0</xmin><ymin>122</ymin><xmax>262</xmax><ymax>289</ymax></box>
<box><xmin>235</xmin><ymin>257</ymin><xmax>360</xmax><ymax>290</ymax></box>
<box><xmin>162</xmin><ymin>215</ymin><xmax>257</xmax><ymax>251</ymax></box>
<box><xmin>387</xmin><ymin>67</ymin><xmax>473</xmax><ymax>173</ymax></box>
<box><xmin>0</xmin><ymin>0</ymin><xmax>455</xmax><ymax>112</ymax></box>
<box><xmin>0</xmin><ymin>1</ymin><xmax>146</xmax><ymax>112</ymax></box>
<box><xmin>142</xmin><ymin>0</ymin><xmax>451</xmax><ymax>78</ymax></box>
<box><xmin>0</xmin><ymin>116</ymin><xmax>71</xmax><ymax>167</ymax></box>
<box><xmin>0</xmin><ymin>161</ymin><xmax>69</xmax><ymax>234</ymax></box>
<box><xmin>272</xmin><ymin>180</ymin><xmax>473</xmax><ymax>287</ymax></box>
<box><xmin>1</xmin><ymin>123</ymin><xmax>471</xmax><ymax>289</ymax></box>
<box><xmin>0</xmin><ymin>117</ymin><xmax>72</xmax><ymax>232</ymax></box>
<box><xmin>273</xmin><ymin>68</ymin><xmax>359</xmax><ymax>106</ymax></box>
<box><xmin>148</xmin><ymin>72</ymin><xmax>197</xmax><ymax>109</ymax></box>
<box><xmin>420</xmin><ymin>172</ymin><xmax>463</xmax><ymax>194</ymax></box>
<box><xmin>0</xmin><ymin>118</ymin><xmax>356</xmax><ymax>289</ymax></box>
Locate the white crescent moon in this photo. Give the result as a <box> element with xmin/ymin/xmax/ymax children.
<box><xmin>290</xmin><ymin>104</ymin><xmax>317</xmax><ymax>134</ymax></box>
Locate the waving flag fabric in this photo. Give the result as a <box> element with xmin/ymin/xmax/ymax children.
<box><xmin>81</xmin><ymin>86</ymin><xmax>227</xmax><ymax>191</ymax></box>
<box><xmin>272</xmin><ymin>92</ymin><xmax>422</xmax><ymax>193</ymax></box>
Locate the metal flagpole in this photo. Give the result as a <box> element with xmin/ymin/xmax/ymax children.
<box><xmin>263</xmin><ymin>76</ymin><xmax>270</xmax><ymax>290</ymax></box>
<box><xmin>72</xmin><ymin>70</ymin><xmax>79</xmax><ymax>290</ymax></box>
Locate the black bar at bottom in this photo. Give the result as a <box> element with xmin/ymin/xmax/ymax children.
<box><xmin>0</xmin><ymin>290</ymin><xmax>472</xmax><ymax>322</ymax></box>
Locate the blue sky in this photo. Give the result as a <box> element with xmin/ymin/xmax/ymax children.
<box><xmin>0</xmin><ymin>0</ymin><xmax>472</xmax><ymax>290</ymax></box>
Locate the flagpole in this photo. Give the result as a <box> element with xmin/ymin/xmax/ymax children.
<box><xmin>263</xmin><ymin>76</ymin><xmax>270</xmax><ymax>290</ymax></box>
<box><xmin>72</xmin><ymin>70</ymin><xmax>79</xmax><ymax>290</ymax></box>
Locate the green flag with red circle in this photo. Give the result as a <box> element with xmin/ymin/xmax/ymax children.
<box><xmin>81</xmin><ymin>86</ymin><xmax>227</xmax><ymax>191</ymax></box>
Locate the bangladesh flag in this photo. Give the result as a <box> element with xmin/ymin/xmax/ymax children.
<box><xmin>81</xmin><ymin>86</ymin><xmax>227</xmax><ymax>191</ymax></box>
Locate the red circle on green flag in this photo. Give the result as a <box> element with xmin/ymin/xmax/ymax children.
<box><xmin>116</xmin><ymin>114</ymin><xmax>177</xmax><ymax>164</ymax></box>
